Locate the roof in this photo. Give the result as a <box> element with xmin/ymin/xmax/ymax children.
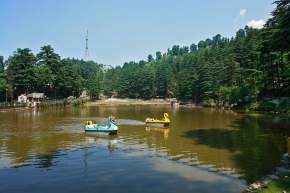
<box><xmin>27</xmin><ymin>93</ymin><xmax>44</xmax><ymax>98</ymax></box>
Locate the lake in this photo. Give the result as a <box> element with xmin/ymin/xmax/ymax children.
<box><xmin>0</xmin><ymin>105</ymin><xmax>289</xmax><ymax>193</ymax></box>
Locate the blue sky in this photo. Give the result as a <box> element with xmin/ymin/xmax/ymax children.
<box><xmin>0</xmin><ymin>0</ymin><xmax>274</xmax><ymax>66</ymax></box>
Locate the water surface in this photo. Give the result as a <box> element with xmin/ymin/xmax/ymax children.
<box><xmin>0</xmin><ymin>105</ymin><xmax>289</xmax><ymax>193</ymax></box>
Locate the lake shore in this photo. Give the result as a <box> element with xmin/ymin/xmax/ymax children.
<box><xmin>85</xmin><ymin>98</ymin><xmax>290</xmax><ymax>115</ymax></box>
<box><xmin>85</xmin><ymin>98</ymin><xmax>171</xmax><ymax>106</ymax></box>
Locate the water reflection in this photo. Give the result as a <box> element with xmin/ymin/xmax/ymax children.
<box><xmin>84</xmin><ymin>134</ymin><xmax>119</xmax><ymax>152</ymax></box>
<box><xmin>145</xmin><ymin>127</ymin><xmax>170</xmax><ymax>139</ymax></box>
<box><xmin>0</xmin><ymin>106</ymin><xmax>289</xmax><ymax>185</ymax></box>
<box><xmin>288</xmin><ymin>137</ymin><xmax>290</xmax><ymax>156</ymax></box>
<box><xmin>182</xmin><ymin>115</ymin><xmax>288</xmax><ymax>182</ymax></box>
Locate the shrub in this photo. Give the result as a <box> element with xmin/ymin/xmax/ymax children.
<box><xmin>258</xmin><ymin>101</ymin><xmax>276</xmax><ymax>112</ymax></box>
<box><xmin>244</xmin><ymin>102</ymin><xmax>259</xmax><ymax>111</ymax></box>
<box><xmin>277</xmin><ymin>99</ymin><xmax>290</xmax><ymax>113</ymax></box>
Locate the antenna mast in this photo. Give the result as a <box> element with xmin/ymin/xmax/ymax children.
<box><xmin>84</xmin><ymin>30</ymin><xmax>90</xmax><ymax>61</ymax></box>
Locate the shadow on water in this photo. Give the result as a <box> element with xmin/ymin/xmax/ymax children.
<box><xmin>35</xmin><ymin>152</ymin><xmax>61</xmax><ymax>169</ymax></box>
<box><xmin>0</xmin><ymin>145</ymin><xmax>244</xmax><ymax>193</ymax></box>
<box><xmin>182</xmin><ymin>114</ymin><xmax>290</xmax><ymax>183</ymax></box>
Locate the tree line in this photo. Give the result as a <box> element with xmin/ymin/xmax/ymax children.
<box><xmin>0</xmin><ymin>0</ymin><xmax>289</xmax><ymax>111</ymax></box>
<box><xmin>102</xmin><ymin>0</ymin><xmax>290</xmax><ymax>111</ymax></box>
<box><xmin>0</xmin><ymin>45</ymin><xmax>102</xmax><ymax>101</ymax></box>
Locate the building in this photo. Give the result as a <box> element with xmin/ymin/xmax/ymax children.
<box><xmin>18</xmin><ymin>94</ymin><xmax>27</xmax><ymax>103</ymax></box>
<box><xmin>101</xmin><ymin>64</ymin><xmax>113</xmax><ymax>72</ymax></box>
<box><xmin>27</xmin><ymin>93</ymin><xmax>45</xmax><ymax>103</ymax></box>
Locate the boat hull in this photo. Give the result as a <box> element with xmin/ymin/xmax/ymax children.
<box><xmin>145</xmin><ymin>121</ymin><xmax>170</xmax><ymax>126</ymax></box>
<box><xmin>85</xmin><ymin>119</ymin><xmax>118</xmax><ymax>135</ymax></box>
<box><xmin>85</xmin><ymin>129</ymin><xmax>118</xmax><ymax>135</ymax></box>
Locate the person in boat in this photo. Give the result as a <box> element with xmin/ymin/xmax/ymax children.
<box><xmin>110</xmin><ymin>116</ymin><xmax>117</xmax><ymax>124</ymax></box>
<box><xmin>86</xmin><ymin>116</ymin><xmax>117</xmax><ymax>127</ymax></box>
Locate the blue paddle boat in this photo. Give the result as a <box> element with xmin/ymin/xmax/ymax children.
<box><xmin>85</xmin><ymin>117</ymin><xmax>118</xmax><ymax>135</ymax></box>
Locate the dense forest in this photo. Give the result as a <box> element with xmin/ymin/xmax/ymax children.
<box><xmin>0</xmin><ymin>0</ymin><xmax>289</xmax><ymax>111</ymax></box>
<box><xmin>0</xmin><ymin>45</ymin><xmax>102</xmax><ymax>100</ymax></box>
<box><xmin>102</xmin><ymin>0</ymin><xmax>290</xmax><ymax>111</ymax></box>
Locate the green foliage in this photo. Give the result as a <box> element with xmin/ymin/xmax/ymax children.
<box><xmin>244</xmin><ymin>102</ymin><xmax>260</xmax><ymax>111</ymax></box>
<box><xmin>116</xmin><ymin>62</ymin><xmax>154</xmax><ymax>99</ymax></box>
<box><xmin>6</xmin><ymin>48</ymin><xmax>36</xmax><ymax>94</ymax></box>
<box><xmin>177</xmin><ymin>68</ymin><xmax>197</xmax><ymax>100</ymax></box>
<box><xmin>32</xmin><ymin>65</ymin><xmax>54</xmax><ymax>90</ymax></box>
<box><xmin>258</xmin><ymin>101</ymin><xmax>277</xmax><ymax>112</ymax></box>
<box><xmin>0</xmin><ymin>56</ymin><xmax>7</xmax><ymax>100</ymax></box>
<box><xmin>155</xmin><ymin>61</ymin><xmax>170</xmax><ymax>98</ymax></box>
<box><xmin>190</xmin><ymin>43</ymin><xmax>197</xmax><ymax>52</ymax></box>
<box><xmin>1</xmin><ymin>46</ymin><xmax>103</xmax><ymax>100</ymax></box>
<box><xmin>1</xmin><ymin>0</ymin><xmax>289</xmax><ymax>110</ymax></box>
<box><xmin>102</xmin><ymin>68</ymin><xmax>120</xmax><ymax>96</ymax></box>
<box><xmin>101</xmin><ymin>0</ymin><xmax>289</xmax><ymax>108</ymax></box>
<box><xmin>257</xmin><ymin>177</ymin><xmax>290</xmax><ymax>193</ymax></box>
<box><xmin>136</xmin><ymin>67</ymin><xmax>154</xmax><ymax>99</ymax></box>
<box><xmin>87</xmin><ymin>74</ymin><xmax>100</xmax><ymax>99</ymax></box>
<box><xmin>277</xmin><ymin>99</ymin><xmax>290</xmax><ymax>113</ymax></box>
<box><xmin>0</xmin><ymin>56</ymin><xmax>4</xmax><ymax>70</ymax></box>
<box><xmin>156</xmin><ymin>51</ymin><xmax>162</xmax><ymax>60</ymax></box>
<box><xmin>217</xmin><ymin>86</ymin><xmax>233</xmax><ymax>105</ymax></box>
<box><xmin>147</xmin><ymin>54</ymin><xmax>153</xmax><ymax>62</ymax></box>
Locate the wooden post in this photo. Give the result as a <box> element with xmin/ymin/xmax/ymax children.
<box><xmin>288</xmin><ymin>137</ymin><xmax>290</xmax><ymax>156</ymax></box>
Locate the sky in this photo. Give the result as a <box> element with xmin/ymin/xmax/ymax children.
<box><xmin>0</xmin><ymin>0</ymin><xmax>274</xmax><ymax>66</ymax></box>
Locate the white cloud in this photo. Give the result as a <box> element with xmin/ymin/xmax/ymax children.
<box><xmin>239</xmin><ymin>9</ymin><xmax>247</xmax><ymax>16</ymax></box>
<box><xmin>247</xmin><ymin>19</ymin><xmax>266</xmax><ymax>29</ymax></box>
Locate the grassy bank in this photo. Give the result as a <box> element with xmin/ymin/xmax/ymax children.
<box><xmin>257</xmin><ymin>177</ymin><xmax>290</xmax><ymax>193</ymax></box>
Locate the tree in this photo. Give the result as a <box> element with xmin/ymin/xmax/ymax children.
<box><xmin>147</xmin><ymin>54</ymin><xmax>154</xmax><ymax>62</ymax></box>
<box><xmin>54</xmin><ymin>59</ymin><xmax>84</xmax><ymax>98</ymax></box>
<box><xmin>0</xmin><ymin>56</ymin><xmax>4</xmax><ymax>70</ymax></box>
<box><xmin>0</xmin><ymin>56</ymin><xmax>8</xmax><ymax>101</ymax></box>
<box><xmin>212</xmin><ymin>34</ymin><xmax>222</xmax><ymax>46</ymax></box>
<box><xmin>177</xmin><ymin>68</ymin><xmax>197</xmax><ymax>100</ymax></box>
<box><xmin>236</xmin><ymin>29</ymin><xmax>246</xmax><ymax>39</ymax></box>
<box><xmin>87</xmin><ymin>74</ymin><xmax>101</xmax><ymax>99</ymax></box>
<box><xmin>6</xmin><ymin>48</ymin><xmax>36</xmax><ymax>95</ymax></box>
<box><xmin>156</xmin><ymin>51</ymin><xmax>162</xmax><ymax>60</ymax></box>
<box><xmin>190</xmin><ymin>44</ymin><xmax>197</xmax><ymax>52</ymax></box>
<box><xmin>32</xmin><ymin>65</ymin><xmax>54</xmax><ymax>92</ymax></box>
<box><xmin>155</xmin><ymin>63</ymin><xmax>168</xmax><ymax>97</ymax></box>
<box><xmin>265</xmin><ymin>0</ymin><xmax>290</xmax><ymax>52</ymax></box>
<box><xmin>198</xmin><ymin>41</ymin><xmax>206</xmax><ymax>49</ymax></box>
<box><xmin>37</xmin><ymin>45</ymin><xmax>61</xmax><ymax>71</ymax></box>
<box><xmin>180</xmin><ymin>46</ymin><xmax>189</xmax><ymax>54</ymax></box>
<box><xmin>136</xmin><ymin>67</ymin><xmax>154</xmax><ymax>99</ymax></box>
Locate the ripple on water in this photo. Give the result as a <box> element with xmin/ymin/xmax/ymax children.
<box><xmin>0</xmin><ymin>105</ymin><xmax>288</xmax><ymax>191</ymax></box>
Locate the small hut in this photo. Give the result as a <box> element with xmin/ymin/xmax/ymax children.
<box><xmin>18</xmin><ymin>94</ymin><xmax>27</xmax><ymax>103</ymax></box>
<box><xmin>27</xmin><ymin>93</ymin><xmax>45</xmax><ymax>103</ymax></box>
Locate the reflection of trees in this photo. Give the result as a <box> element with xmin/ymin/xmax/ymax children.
<box><xmin>288</xmin><ymin>137</ymin><xmax>290</xmax><ymax>156</ymax></box>
<box><xmin>36</xmin><ymin>153</ymin><xmax>57</xmax><ymax>168</ymax></box>
<box><xmin>3</xmin><ymin>132</ymin><xmax>81</xmax><ymax>168</ymax></box>
<box><xmin>0</xmin><ymin>109</ymin><xmax>83</xmax><ymax>168</ymax></box>
<box><xmin>120</xmin><ymin>109</ymin><xmax>289</xmax><ymax>184</ymax></box>
<box><xmin>182</xmin><ymin>115</ymin><xmax>289</xmax><ymax>183</ymax></box>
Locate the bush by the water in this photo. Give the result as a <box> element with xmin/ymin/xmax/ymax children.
<box><xmin>65</xmin><ymin>98</ymin><xmax>87</xmax><ymax>106</ymax></box>
<box><xmin>257</xmin><ymin>101</ymin><xmax>277</xmax><ymax>112</ymax></box>
<box><xmin>257</xmin><ymin>177</ymin><xmax>290</xmax><ymax>193</ymax></box>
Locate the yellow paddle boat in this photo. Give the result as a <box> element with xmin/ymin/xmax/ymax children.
<box><xmin>145</xmin><ymin>113</ymin><xmax>171</xmax><ymax>126</ymax></box>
